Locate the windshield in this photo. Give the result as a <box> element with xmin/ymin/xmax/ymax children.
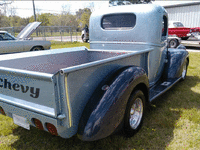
<box><xmin>173</xmin><ymin>22</ymin><xmax>184</xmax><ymax>27</ymax></box>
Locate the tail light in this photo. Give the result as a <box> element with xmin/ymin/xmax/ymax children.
<box><xmin>0</xmin><ymin>107</ymin><xmax>6</xmax><ymax>115</ymax></box>
<box><xmin>33</xmin><ymin>118</ymin><xmax>44</xmax><ymax>130</ymax></box>
<box><xmin>46</xmin><ymin>123</ymin><xmax>58</xmax><ymax>136</ymax></box>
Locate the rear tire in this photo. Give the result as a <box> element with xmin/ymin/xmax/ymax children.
<box><xmin>169</xmin><ymin>39</ymin><xmax>179</xmax><ymax>48</ymax></box>
<box><xmin>124</xmin><ymin>90</ymin><xmax>146</xmax><ymax>137</ymax></box>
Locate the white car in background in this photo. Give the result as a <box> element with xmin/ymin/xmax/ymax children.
<box><xmin>0</xmin><ymin>22</ymin><xmax>51</xmax><ymax>54</ymax></box>
<box><xmin>81</xmin><ymin>25</ymin><xmax>89</xmax><ymax>43</ymax></box>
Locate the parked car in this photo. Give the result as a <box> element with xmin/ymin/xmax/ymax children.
<box><xmin>168</xmin><ymin>21</ymin><xmax>200</xmax><ymax>40</ymax></box>
<box><xmin>0</xmin><ymin>22</ymin><xmax>51</xmax><ymax>54</ymax></box>
<box><xmin>81</xmin><ymin>25</ymin><xmax>89</xmax><ymax>43</ymax></box>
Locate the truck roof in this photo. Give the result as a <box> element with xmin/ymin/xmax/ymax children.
<box><xmin>92</xmin><ymin>4</ymin><xmax>166</xmax><ymax>16</ymax></box>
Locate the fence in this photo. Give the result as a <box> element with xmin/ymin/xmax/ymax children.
<box><xmin>0</xmin><ymin>26</ymin><xmax>82</xmax><ymax>42</ymax></box>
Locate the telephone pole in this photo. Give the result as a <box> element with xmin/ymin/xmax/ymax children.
<box><xmin>32</xmin><ymin>0</ymin><xmax>36</xmax><ymax>21</ymax></box>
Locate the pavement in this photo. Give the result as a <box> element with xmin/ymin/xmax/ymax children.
<box><xmin>186</xmin><ymin>48</ymin><xmax>200</xmax><ymax>52</ymax></box>
<box><xmin>181</xmin><ymin>40</ymin><xmax>200</xmax><ymax>48</ymax></box>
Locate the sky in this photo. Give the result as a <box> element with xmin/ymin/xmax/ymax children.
<box><xmin>0</xmin><ymin>0</ymin><xmax>199</xmax><ymax>18</ymax></box>
<box><xmin>1</xmin><ymin>1</ymin><xmax>108</xmax><ymax>18</ymax></box>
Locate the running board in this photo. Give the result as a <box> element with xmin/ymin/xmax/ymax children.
<box><xmin>149</xmin><ymin>77</ymin><xmax>182</xmax><ymax>102</ymax></box>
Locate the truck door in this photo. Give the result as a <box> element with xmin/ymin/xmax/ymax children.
<box><xmin>158</xmin><ymin>15</ymin><xmax>168</xmax><ymax>81</ymax></box>
<box><xmin>148</xmin><ymin>15</ymin><xmax>168</xmax><ymax>86</ymax></box>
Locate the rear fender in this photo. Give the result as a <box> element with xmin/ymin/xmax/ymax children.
<box><xmin>77</xmin><ymin>66</ymin><xmax>149</xmax><ymax>141</ymax></box>
<box><xmin>165</xmin><ymin>47</ymin><xmax>189</xmax><ymax>79</ymax></box>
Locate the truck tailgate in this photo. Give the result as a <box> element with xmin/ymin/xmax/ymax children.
<box><xmin>0</xmin><ymin>67</ymin><xmax>56</xmax><ymax>117</ymax></box>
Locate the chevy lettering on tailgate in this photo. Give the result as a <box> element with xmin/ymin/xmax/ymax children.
<box><xmin>0</xmin><ymin>78</ymin><xmax>40</xmax><ymax>98</ymax></box>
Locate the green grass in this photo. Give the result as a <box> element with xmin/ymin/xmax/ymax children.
<box><xmin>0</xmin><ymin>48</ymin><xmax>199</xmax><ymax>150</ymax></box>
<box><xmin>50</xmin><ymin>41</ymin><xmax>90</xmax><ymax>49</ymax></box>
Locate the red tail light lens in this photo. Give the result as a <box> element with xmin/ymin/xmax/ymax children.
<box><xmin>33</xmin><ymin>118</ymin><xmax>44</xmax><ymax>130</ymax></box>
<box><xmin>0</xmin><ymin>107</ymin><xmax>6</xmax><ymax>115</ymax></box>
<box><xmin>46</xmin><ymin>123</ymin><xmax>58</xmax><ymax>136</ymax></box>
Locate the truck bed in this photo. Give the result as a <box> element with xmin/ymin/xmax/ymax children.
<box><xmin>0</xmin><ymin>47</ymin><xmax>128</xmax><ymax>74</ymax></box>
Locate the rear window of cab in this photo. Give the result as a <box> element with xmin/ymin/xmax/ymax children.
<box><xmin>101</xmin><ymin>13</ymin><xmax>136</xmax><ymax>30</ymax></box>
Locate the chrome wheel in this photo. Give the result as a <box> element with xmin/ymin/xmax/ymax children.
<box><xmin>129</xmin><ymin>98</ymin><xmax>143</xmax><ymax>129</ymax></box>
<box><xmin>169</xmin><ymin>39</ymin><xmax>178</xmax><ymax>48</ymax></box>
<box><xmin>181</xmin><ymin>60</ymin><xmax>188</xmax><ymax>81</ymax></box>
<box><xmin>182</xmin><ymin>62</ymin><xmax>187</xmax><ymax>79</ymax></box>
<box><xmin>124</xmin><ymin>90</ymin><xmax>145</xmax><ymax>137</ymax></box>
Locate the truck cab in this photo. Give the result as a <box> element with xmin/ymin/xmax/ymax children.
<box><xmin>90</xmin><ymin>4</ymin><xmax>168</xmax><ymax>86</ymax></box>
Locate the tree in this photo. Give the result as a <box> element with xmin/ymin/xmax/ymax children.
<box><xmin>76</xmin><ymin>8</ymin><xmax>92</xmax><ymax>29</ymax></box>
<box><xmin>76</xmin><ymin>9</ymin><xmax>85</xmax><ymax>20</ymax></box>
<box><xmin>0</xmin><ymin>15</ymin><xmax>10</xmax><ymax>27</ymax></box>
<box><xmin>79</xmin><ymin>12</ymin><xmax>90</xmax><ymax>28</ymax></box>
<box><xmin>61</xmin><ymin>4</ymin><xmax>70</xmax><ymax>15</ymax></box>
<box><xmin>37</xmin><ymin>13</ymin><xmax>51</xmax><ymax>26</ymax></box>
<box><xmin>9</xmin><ymin>15</ymin><xmax>20</xmax><ymax>27</ymax></box>
<box><xmin>29</xmin><ymin>13</ymin><xmax>51</xmax><ymax>26</ymax></box>
<box><xmin>88</xmin><ymin>2</ymin><xmax>95</xmax><ymax>12</ymax></box>
<box><xmin>0</xmin><ymin>1</ymin><xmax>12</xmax><ymax>16</ymax></box>
<box><xmin>49</xmin><ymin>14</ymin><xmax>59</xmax><ymax>26</ymax></box>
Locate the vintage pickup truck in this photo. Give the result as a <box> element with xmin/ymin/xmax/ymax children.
<box><xmin>0</xmin><ymin>4</ymin><xmax>189</xmax><ymax>141</ymax></box>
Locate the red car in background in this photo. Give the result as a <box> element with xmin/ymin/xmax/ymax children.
<box><xmin>168</xmin><ymin>21</ymin><xmax>200</xmax><ymax>40</ymax></box>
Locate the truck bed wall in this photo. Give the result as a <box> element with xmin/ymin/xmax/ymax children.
<box><xmin>0</xmin><ymin>49</ymin><xmax>126</xmax><ymax>74</ymax></box>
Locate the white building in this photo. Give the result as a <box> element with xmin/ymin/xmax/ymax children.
<box><xmin>163</xmin><ymin>2</ymin><xmax>200</xmax><ymax>27</ymax></box>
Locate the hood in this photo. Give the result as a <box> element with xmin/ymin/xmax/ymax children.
<box><xmin>17</xmin><ymin>22</ymin><xmax>41</xmax><ymax>39</ymax></box>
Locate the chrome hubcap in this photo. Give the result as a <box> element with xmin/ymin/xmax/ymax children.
<box><xmin>129</xmin><ymin>98</ymin><xmax>143</xmax><ymax>129</ymax></box>
<box><xmin>170</xmin><ymin>41</ymin><xmax>176</xmax><ymax>48</ymax></box>
<box><xmin>182</xmin><ymin>62</ymin><xmax>187</xmax><ymax>78</ymax></box>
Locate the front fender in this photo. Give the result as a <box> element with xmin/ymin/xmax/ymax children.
<box><xmin>166</xmin><ymin>48</ymin><xmax>189</xmax><ymax>79</ymax></box>
<box><xmin>77</xmin><ymin>66</ymin><xmax>148</xmax><ymax>141</ymax></box>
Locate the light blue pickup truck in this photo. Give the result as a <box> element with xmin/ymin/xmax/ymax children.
<box><xmin>0</xmin><ymin>4</ymin><xmax>189</xmax><ymax>141</ymax></box>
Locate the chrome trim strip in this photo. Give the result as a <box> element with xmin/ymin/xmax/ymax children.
<box><xmin>0</xmin><ymin>94</ymin><xmax>55</xmax><ymax>117</ymax></box>
<box><xmin>0</xmin><ymin>67</ymin><xmax>53</xmax><ymax>82</ymax></box>
<box><xmin>90</xmin><ymin>41</ymin><xmax>165</xmax><ymax>47</ymax></box>
<box><xmin>65</xmin><ymin>76</ymin><xmax>73</xmax><ymax>127</ymax></box>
